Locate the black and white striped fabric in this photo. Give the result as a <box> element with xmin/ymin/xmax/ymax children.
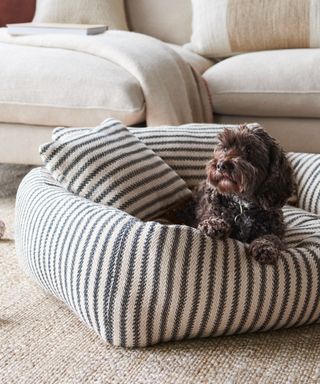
<box><xmin>287</xmin><ymin>152</ymin><xmax>320</xmax><ymax>216</ymax></box>
<box><xmin>53</xmin><ymin>123</ymin><xmax>226</xmax><ymax>189</ymax></box>
<box><xmin>129</xmin><ymin>125</ymin><xmax>320</xmax><ymax>216</ymax></box>
<box><xmin>16</xmin><ymin>167</ymin><xmax>320</xmax><ymax>348</ymax></box>
<box><xmin>130</xmin><ymin>124</ymin><xmax>225</xmax><ymax>188</ymax></box>
<box><xmin>55</xmin><ymin>123</ymin><xmax>320</xmax><ymax>217</ymax></box>
<box><xmin>39</xmin><ymin>118</ymin><xmax>192</xmax><ymax>221</ymax></box>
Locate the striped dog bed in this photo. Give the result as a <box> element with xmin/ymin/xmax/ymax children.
<box><xmin>15</xmin><ymin>123</ymin><xmax>320</xmax><ymax>348</ymax></box>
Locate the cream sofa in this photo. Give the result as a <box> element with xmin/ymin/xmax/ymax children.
<box><xmin>1</xmin><ymin>0</ymin><xmax>320</xmax><ymax>165</ymax></box>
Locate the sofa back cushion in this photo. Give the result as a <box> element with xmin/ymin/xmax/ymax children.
<box><xmin>33</xmin><ymin>0</ymin><xmax>128</xmax><ymax>30</ymax></box>
<box><xmin>187</xmin><ymin>0</ymin><xmax>320</xmax><ymax>58</ymax></box>
<box><xmin>125</xmin><ymin>0</ymin><xmax>192</xmax><ymax>45</ymax></box>
<box><xmin>0</xmin><ymin>0</ymin><xmax>36</xmax><ymax>27</ymax></box>
<box><xmin>2</xmin><ymin>0</ymin><xmax>192</xmax><ymax>44</ymax></box>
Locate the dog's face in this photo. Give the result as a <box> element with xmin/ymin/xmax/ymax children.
<box><xmin>206</xmin><ymin>124</ymin><xmax>294</xmax><ymax>207</ymax></box>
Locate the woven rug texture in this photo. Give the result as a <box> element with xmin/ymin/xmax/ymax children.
<box><xmin>1</xmin><ymin>164</ymin><xmax>320</xmax><ymax>384</ymax></box>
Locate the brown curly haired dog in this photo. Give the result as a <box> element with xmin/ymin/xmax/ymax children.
<box><xmin>195</xmin><ymin>124</ymin><xmax>295</xmax><ymax>264</ymax></box>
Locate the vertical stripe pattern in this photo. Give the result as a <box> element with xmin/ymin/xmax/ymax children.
<box><xmin>287</xmin><ymin>152</ymin><xmax>320</xmax><ymax>216</ymax></box>
<box><xmin>15</xmin><ymin>167</ymin><xmax>320</xmax><ymax>348</ymax></box>
<box><xmin>52</xmin><ymin>123</ymin><xmax>231</xmax><ymax>188</ymax></box>
<box><xmin>40</xmin><ymin>118</ymin><xmax>192</xmax><ymax>221</ymax></box>
<box><xmin>130</xmin><ymin>126</ymin><xmax>320</xmax><ymax>217</ymax></box>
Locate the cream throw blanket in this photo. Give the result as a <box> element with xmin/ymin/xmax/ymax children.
<box><xmin>0</xmin><ymin>29</ymin><xmax>213</xmax><ymax>126</ymax></box>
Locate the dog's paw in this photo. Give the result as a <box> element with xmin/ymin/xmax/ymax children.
<box><xmin>249</xmin><ymin>238</ymin><xmax>280</xmax><ymax>264</ymax></box>
<box><xmin>198</xmin><ymin>217</ymin><xmax>231</xmax><ymax>239</ymax></box>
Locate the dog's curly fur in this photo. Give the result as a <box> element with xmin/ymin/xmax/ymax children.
<box><xmin>194</xmin><ymin>124</ymin><xmax>295</xmax><ymax>264</ymax></box>
<box><xmin>163</xmin><ymin>124</ymin><xmax>295</xmax><ymax>263</ymax></box>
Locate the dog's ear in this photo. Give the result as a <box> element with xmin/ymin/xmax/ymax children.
<box><xmin>254</xmin><ymin>128</ymin><xmax>294</xmax><ymax>209</ymax></box>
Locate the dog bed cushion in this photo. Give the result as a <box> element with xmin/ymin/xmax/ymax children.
<box><xmin>16</xmin><ymin>124</ymin><xmax>320</xmax><ymax>347</ymax></box>
<box><xmin>39</xmin><ymin>118</ymin><xmax>191</xmax><ymax>221</ymax></box>
<box><xmin>16</xmin><ymin>166</ymin><xmax>320</xmax><ymax>348</ymax></box>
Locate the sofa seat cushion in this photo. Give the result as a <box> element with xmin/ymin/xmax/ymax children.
<box><xmin>0</xmin><ymin>40</ymin><xmax>213</xmax><ymax>128</ymax></box>
<box><xmin>204</xmin><ymin>49</ymin><xmax>320</xmax><ymax>119</ymax></box>
<box><xmin>0</xmin><ymin>43</ymin><xmax>145</xmax><ymax>127</ymax></box>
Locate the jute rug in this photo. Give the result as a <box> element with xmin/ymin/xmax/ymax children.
<box><xmin>1</xmin><ymin>165</ymin><xmax>320</xmax><ymax>384</ymax></box>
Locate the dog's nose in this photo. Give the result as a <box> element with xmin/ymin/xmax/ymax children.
<box><xmin>217</xmin><ymin>161</ymin><xmax>226</xmax><ymax>172</ymax></box>
<box><xmin>217</xmin><ymin>161</ymin><xmax>233</xmax><ymax>172</ymax></box>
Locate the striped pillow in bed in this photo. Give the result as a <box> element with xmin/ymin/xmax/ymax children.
<box><xmin>39</xmin><ymin>118</ymin><xmax>192</xmax><ymax>221</ymax></box>
<box><xmin>53</xmin><ymin>123</ymin><xmax>229</xmax><ymax>189</ymax></box>
<box><xmin>52</xmin><ymin>122</ymin><xmax>320</xmax><ymax>216</ymax></box>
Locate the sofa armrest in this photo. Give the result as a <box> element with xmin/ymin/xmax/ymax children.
<box><xmin>288</xmin><ymin>152</ymin><xmax>320</xmax><ymax>216</ymax></box>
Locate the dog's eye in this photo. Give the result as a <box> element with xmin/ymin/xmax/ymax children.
<box><xmin>245</xmin><ymin>147</ymin><xmax>251</xmax><ymax>157</ymax></box>
<box><xmin>223</xmin><ymin>147</ymin><xmax>228</xmax><ymax>153</ymax></box>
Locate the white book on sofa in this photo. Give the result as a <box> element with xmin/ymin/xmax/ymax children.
<box><xmin>6</xmin><ymin>23</ymin><xmax>108</xmax><ymax>36</ymax></box>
